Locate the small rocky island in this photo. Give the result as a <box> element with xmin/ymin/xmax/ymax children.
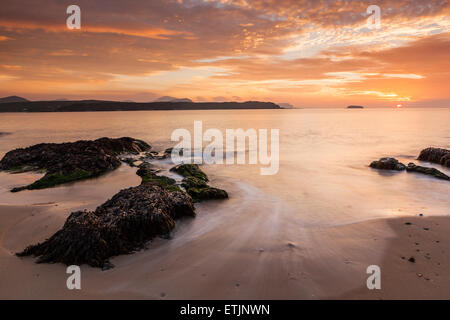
<box><xmin>347</xmin><ymin>105</ymin><xmax>364</xmax><ymax>109</ymax></box>
<box><xmin>370</xmin><ymin>147</ymin><xmax>450</xmax><ymax>181</ymax></box>
<box><xmin>0</xmin><ymin>137</ymin><xmax>228</xmax><ymax>269</ymax></box>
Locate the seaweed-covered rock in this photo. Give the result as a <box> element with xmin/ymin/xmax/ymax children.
<box><xmin>0</xmin><ymin>137</ymin><xmax>151</xmax><ymax>192</ymax></box>
<box><xmin>418</xmin><ymin>147</ymin><xmax>450</xmax><ymax>167</ymax></box>
<box><xmin>182</xmin><ymin>176</ymin><xmax>228</xmax><ymax>202</ymax></box>
<box><xmin>17</xmin><ymin>183</ymin><xmax>195</xmax><ymax>268</ymax></box>
<box><xmin>170</xmin><ymin>164</ymin><xmax>228</xmax><ymax>202</ymax></box>
<box><xmin>136</xmin><ymin>162</ymin><xmax>179</xmax><ymax>191</ymax></box>
<box><xmin>370</xmin><ymin>157</ymin><xmax>406</xmax><ymax>171</ymax></box>
<box><xmin>406</xmin><ymin>163</ymin><xmax>449</xmax><ymax>181</ymax></box>
<box><xmin>171</xmin><ymin>164</ymin><xmax>208</xmax><ymax>181</ymax></box>
<box><xmin>136</xmin><ymin>162</ymin><xmax>159</xmax><ymax>177</ymax></box>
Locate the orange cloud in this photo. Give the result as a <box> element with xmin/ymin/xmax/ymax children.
<box><xmin>0</xmin><ymin>0</ymin><xmax>449</xmax><ymax>106</ymax></box>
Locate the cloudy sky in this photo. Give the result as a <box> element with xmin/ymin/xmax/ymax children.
<box><xmin>0</xmin><ymin>0</ymin><xmax>449</xmax><ymax>107</ymax></box>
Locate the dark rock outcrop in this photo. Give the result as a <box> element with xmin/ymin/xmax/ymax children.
<box><xmin>0</xmin><ymin>137</ymin><xmax>150</xmax><ymax>192</ymax></box>
<box><xmin>417</xmin><ymin>147</ymin><xmax>450</xmax><ymax>167</ymax></box>
<box><xmin>9</xmin><ymin>138</ymin><xmax>229</xmax><ymax>269</ymax></box>
<box><xmin>17</xmin><ymin>183</ymin><xmax>195</xmax><ymax>268</ymax></box>
<box><xmin>170</xmin><ymin>164</ymin><xmax>228</xmax><ymax>202</ymax></box>
<box><xmin>370</xmin><ymin>158</ymin><xmax>406</xmax><ymax>171</ymax></box>
<box><xmin>406</xmin><ymin>163</ymin><xmax>449</xmax><ymax>181</ymax></box>
<box><xmin>136</xmin><ymin>162</ymin><xmax>180</xmax><ymax>192</ymax></box>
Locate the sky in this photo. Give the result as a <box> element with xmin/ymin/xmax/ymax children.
<box><xmin>0</xmin><ymin>0</ymin><xmax>449</xmax><ymax>107</ymax></box>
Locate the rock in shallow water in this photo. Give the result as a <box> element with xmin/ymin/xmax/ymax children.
<box><xmin>406</xmin><ymin>163</ymin><xmax>449</xmax><ymax>181</ymax></box>
<box><xmin>170</xmin><ymin>164</ymin><xmax>228</xmax><ymax>202</ymax></box>
<box><xmin>417</xmin><ymin>147</ymin><xmax>450</xmax><ymax>167</ymax></box>
<box><xmin>9</xmin><ymin>139</ymin><xmax>229</xmax><ymax>269</ymax></box>
<box><xmin>17</xmin><ymin>183</ymin><xmax>195</xmax><ymax>268</ymax></box>
<box><xmin>136</xmin><ymin>162</ymin><xmax>180</xmax><ymax>192</ymax></box>
<box><xmin>0</xmin><ymin>137</ymin><xmax>151</xmax><ymax>192</ymax></box>
<box><xmin>370</xmin><ymin>157</ymin><xmax>406</xmax><ymax>171</ymax></box>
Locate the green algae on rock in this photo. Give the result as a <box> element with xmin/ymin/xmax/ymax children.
<box><xmin>0</xmin><ymin>137</ymin><xmax>151</xmax><ymax>192</ymax></box>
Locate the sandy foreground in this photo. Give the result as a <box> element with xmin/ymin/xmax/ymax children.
<box><xmin>0</xmin><ymin>197</ymin><xmax>448</xmax><ymax>299</ymax></box>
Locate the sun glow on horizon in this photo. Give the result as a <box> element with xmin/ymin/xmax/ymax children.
<box><xmin>0</xmin><ymin>1</ymin><xmax>449</xmax><ymax>107</ymax></box>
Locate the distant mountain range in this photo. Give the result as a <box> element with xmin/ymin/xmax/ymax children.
<box><xmin>0</xmin><ymin>96</ymin><xmax>29</xmax><ymax>103</ymax></box>
<box><xmin>0</xmin><ymin>96</ymin><xmax>280</xmax><ymax>112</ymax></box>
<box><xmin>153</xmin><ymin>96</ymin><xmax>193</xmax><ymax>103</ymax></box>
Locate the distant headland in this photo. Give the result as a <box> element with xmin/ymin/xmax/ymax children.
<box><xmin>0</xmin><ymin>96</ymin><xmax>281</xmax><ymax>112</ymax></box>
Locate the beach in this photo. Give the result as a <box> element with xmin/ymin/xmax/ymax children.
<box><xmin>0</xmin><ymin>108</ymin><xmax>449</xmax><ymax>299</ymax></box>
<box><xmin>1</xmin><ymin>202</ymin><xmax>449</xmax><ymax>299</ymax></box>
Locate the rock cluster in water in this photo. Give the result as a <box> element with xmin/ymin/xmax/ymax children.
<box><xmin>370</xmin><ymin>147</ymin><xmax>450</xmax><ymax>181</ymax></box>
<box><xmin>418</xmin><ymin>147</ymin><xmax>450</xmax><ymax>168</ymax></box>
<box><xmin>17</xmin><ymin>183</ymin><xmax>195</xmax><ymax>269</ymax></box>
<box><xmin>0</xmin><ymin>137</ymin><xmax>150</xmax><ymax>192</ymax></box>
<box><xmin>8</xmin><ymin>138</ymin><xmax>229</xmax><ymax>268</ymax></box>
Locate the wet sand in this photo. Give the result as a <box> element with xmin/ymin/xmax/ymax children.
<box><xmin>1</xmin><ymin>200</ymin><xmax>448</xmax><ymax>299</ymax></box>
<box><xmin>338</xmin><ymin>216</ymin><xmax>450</xmax><ymax>299</ymax></box>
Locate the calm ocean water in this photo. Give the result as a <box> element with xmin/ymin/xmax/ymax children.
<box><xmin>0</xmin><ymin>108</ymin><xmax>449</xmax><ymax>298</ymax></box>
<box><xmin>0</xmin><ymin>108</ymin><xmax>449</xmax><ymax>222</ymax></box>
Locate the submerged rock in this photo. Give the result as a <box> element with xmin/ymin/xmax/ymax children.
<box><xmin>406</xmin><ymin>163</ymin><xmax>449</xmax><ymax>181</ymax></box>
<box><xmin>0</xmin><ymin>137</ymin><xmax>151</xmax><ymax>192</ymax></box>
<box><xmin>170</xmin><ymin>164</ymin><xmax>228</xmax><ymax>202</ymax></box>
<box><xmin>417</xmin><ymin>147</ymin><xmax>450</xmax><ymax>167</ymax></box>
<box><xmin>370</xmin><ymin>157</ymin><xmax>406</xmax><ymax>171</ymax></box>
<box><xmin>17</xmin><ymin>183</ymin><xmax>195</xmax><ymax>268</ymax></box>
